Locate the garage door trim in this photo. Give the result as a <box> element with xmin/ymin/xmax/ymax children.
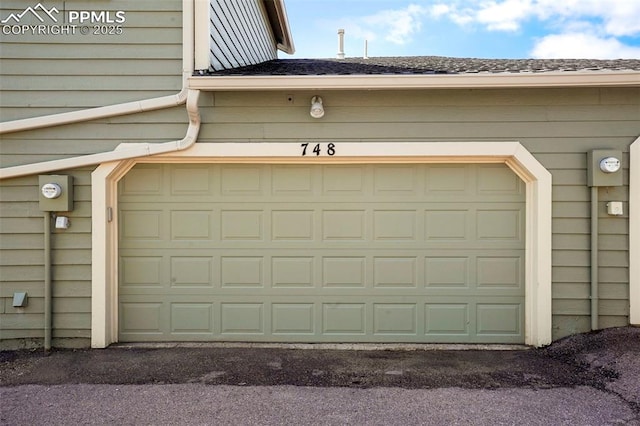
<box><xmin>91</xmin><ymin>141</ymin><xmax>551</xmax><ymax>347</ymax></box>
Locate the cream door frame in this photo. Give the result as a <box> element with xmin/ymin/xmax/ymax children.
<box><xmin>91</xmin><ymin>141</ymin><xmax>552</xmax><ymax>347</ymax></box>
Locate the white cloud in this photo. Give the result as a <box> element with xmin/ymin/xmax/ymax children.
<box><xmin>427</xmin><ymin>0</ymin><xmax>640</xmax><ymax>58</ymax></box>
<box><xmin>356</xmin><ymin>4</ymin><xmax>429</xmax><ymax>45</ymax></box>
<box><xmin>475</xmin><ymin>0</ymin><xmax>534</xmax><ymax>31</ymax></box>
<box><xmin>531</xmin><ymin>33</ymin><xmax>640</xmax><ymax>59</ymax></box>
<box><xmin>432</xmin><ymin>0</ymin><xmax>640</xmax><ymax>36</ymax></box>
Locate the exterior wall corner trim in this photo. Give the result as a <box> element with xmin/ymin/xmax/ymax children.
<box><xmin>630</xmin><ymin>136</ymin><xmax>640</xmax><ymax>325</ymax></box>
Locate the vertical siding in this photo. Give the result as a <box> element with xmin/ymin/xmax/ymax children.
<box><xmin>199</xmin><ymin>87</ymin><xmax>640</xmax><ymax>341</ymax></box>
<box><xmin>207</xmin><ymin>0</ymin><xmax>276</xmax><ymax>70</ymax></box>
<box><xmin>0</xmin><ymin>0</ymin><xmax>183</xmax><ymax>348</ymax></box>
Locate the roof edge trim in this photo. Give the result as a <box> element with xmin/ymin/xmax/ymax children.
<box><xmin>188</xmin><ymin>71</ymin><xmax>640</xmax><ymax>91</ymax></box>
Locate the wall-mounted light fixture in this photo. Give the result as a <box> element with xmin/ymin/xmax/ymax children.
<box><xmin>310</xmin><ymin>96</ymin><xmax>324</xmax><ymax>119</ymax></box>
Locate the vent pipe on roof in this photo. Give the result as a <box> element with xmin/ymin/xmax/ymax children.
<box><xmin>337</xmin><ymin>29</ymin><xmax>345</xmax><ymax>59</ymax></box>
<box><xmin>364</xmin><ymin>40</ymin><xmax>369</xmax><ymax>59</ymax></box>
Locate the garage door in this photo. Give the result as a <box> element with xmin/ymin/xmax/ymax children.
<box><xmin>118</xmin><ymin>163</ymin><xmax>525</xmax><ymax>343</ymax></box>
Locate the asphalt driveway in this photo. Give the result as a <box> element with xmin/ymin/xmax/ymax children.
<box><xmin>1</xmin><ymin>327</ymin><xmax>638</xmax><ymax>425</ymax></box>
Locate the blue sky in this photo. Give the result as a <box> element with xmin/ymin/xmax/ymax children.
<box><xmin>282</xmin><ymin>0</ymin><xmax>640</xmax><ymax>59</ymax></box>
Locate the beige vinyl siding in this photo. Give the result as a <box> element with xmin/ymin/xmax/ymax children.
<box><xmin>206</xmin><ymin>0</ymin><xmax>277</xmax><ymax>71</ymax></box>
<box><xmin>198</xmin><ymin>87</ymin><xmax>639</xmax><ymax>341</ymax></box>
<box><xmin>0</xmin><ymin>1</ymin><xmax>183</xmax><ymax>122</ymax></box>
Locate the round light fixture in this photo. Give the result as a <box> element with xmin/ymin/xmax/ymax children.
<box><xmin>310</xmin><ymin>96</ymin><xmax>324</xmax><ymax>119</ymax></box>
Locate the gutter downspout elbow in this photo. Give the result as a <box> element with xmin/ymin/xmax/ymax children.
<box><xmin>146</xmin><ymin>89</ymin><xmax>201</xmax><ymax>154</ymax></box>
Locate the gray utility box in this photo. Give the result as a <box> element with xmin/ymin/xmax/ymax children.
<box><xmin>39</xmin><ymin>175</ymin><xmax>74</xmax><ymax>212</ymax></box>
<box><xmin>587</xmin><ymin>150</ymin><xmax>623</xmax><ymax>187</ymax></box>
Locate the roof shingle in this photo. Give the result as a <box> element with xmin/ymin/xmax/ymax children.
<box><xmin>200</xmin><ymin>57</ymin><xmax>640</xmax><ymax>76</ymax></box>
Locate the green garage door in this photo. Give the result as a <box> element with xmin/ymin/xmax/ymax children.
<box><xmin>118</xmin><ymin>163</ymin><xmax>525</xmax><ymax>343</ymax></box>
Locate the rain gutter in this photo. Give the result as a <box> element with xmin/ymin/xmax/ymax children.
<box><xmin>0</xmin><ymin>0</ymin><xmax>197</xmax><ymax>178</ymax></box>
<box><xmin>188</xmin><ymin>71</ymin><xmax>640</xmax><ymax>91</ymax></box>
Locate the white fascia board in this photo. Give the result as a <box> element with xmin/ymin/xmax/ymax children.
<box><xmin>274</xmin><ymin>0</ymin><xmax>294</xmax><ymax>54</ymax></box>
<box><xmin>188</xmin><ymin>71</ymin><xmax>640</xmax><ymax>91</ymax></box>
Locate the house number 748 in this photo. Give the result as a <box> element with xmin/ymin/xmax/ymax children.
<box><xmin>300</xmin><ymin>143</ymin><xmax>336</xmax><ymax>156</ymax></box>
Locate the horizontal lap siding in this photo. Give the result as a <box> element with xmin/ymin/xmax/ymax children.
<box><xmin>0</xmin><ymin>1</ymin><xmax>183</xmax><ymax>121</ymax></box>
<box><xmin>0</xmin><ymin>1</ymin><xmax>182</xmax><ymax>348</ymax></box>
<box><xmin>0</xmin><ymin>171</ymin><xmax>92</xmax><ymax>348</ymax></box>
<box><xmin>200</xmin><ymin>87</ymin><xmax>640</xmax><ymax>341</ymax></box>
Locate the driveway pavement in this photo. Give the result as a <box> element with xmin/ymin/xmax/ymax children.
<box><xmin>1</xmin><ymin>327</ymin><xmax>638</xmax><ymax>425</ymax></box>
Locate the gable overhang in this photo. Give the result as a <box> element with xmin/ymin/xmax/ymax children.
<box><xmin>262</xmin><ymin>0</ymin><xmax>295</xmax><ymax>55</ymax></box>
<box><xmin>188</xmin><ymin>71</ymin><xmax>640</xmax><ymax>91</ymax></box>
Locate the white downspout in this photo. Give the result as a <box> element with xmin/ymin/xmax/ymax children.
<box><xmin>0</xmin><ymin>0</ymin><xmax>198</xmax><ymax>180</ymax></box>
<box><xmin>0</xmin><ymin>90</ymin><xmax>188</xmax><ymax>135</ymax></box>
<box><xmin>0</xmin><ymin>90</ymin><xmax>201</xmax><ymax>180</ymax></box>
<box><xmin>0</xmin><ymin>0</ymin><xmax>196</xmax><ymax>135</ymax></box>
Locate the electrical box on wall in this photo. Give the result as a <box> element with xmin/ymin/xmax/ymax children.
<box><xmin>587</xmin><ymin>150</ymin><xmax>623</xmax><ymax>187</ymax></box>
<box><xmin>39</xmin><ymin>175</ymin><xmax>74</xmax><ymax>212</ymax></box>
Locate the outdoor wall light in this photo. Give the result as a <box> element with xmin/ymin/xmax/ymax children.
<box><xmin>310</xmin><ymin>96</ymin><xmax>325</xmax><ymax>118</ymax></box>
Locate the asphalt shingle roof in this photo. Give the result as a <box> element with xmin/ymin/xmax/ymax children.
<box><xmin>201</xmin><ymin>57</ymin><xmax>640</xmax><ymax>76</ymax></box>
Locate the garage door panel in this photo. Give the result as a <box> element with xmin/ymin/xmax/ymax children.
<box><xmin>170</xmin><ymin>210</ymin><xmax>213</xmax><ymax>240</ymax></box>
<box><xmin>272</xmin><ymin>303</ymin><xmax>315</xmax><ymax>334</ymax></box>
<box><xmin>120</xmin><ymin>164</ymin><xmax>163</xmax><ymax>195</ymax></box>
<box><xmin>119</xmin><ymin>163</ymin><xmax>525</xmax><ymax>343</ymax></box>
<box><xmin>272</xmin><ymin>165</ymin><xmax>315</xmax><ymax>195</ymax></box>
<box><xmin>373</xmin><ymin>303</ymin><xmax>418</xmax><ymax>335</ymax></box>
<box><xmin>220</xmin><ymin>165</ymin><xmax>265</xmax><ymax>195</ymax></box>
<box><xmin>426</xmin><ymin>165</ymin><xmax>471</xmax><ymax>194</ymax></box>
<box><xmin>171</xmin><ymin>166</ymin><xmax>213</xmax><ymax>195</ymax></box>
<box><xmin>220</xmin><ymin>210</ymin><xmax>264</xmax><ymax>240</ymax></box>
<box><xmin>477</xmin><ymin>164</ymin><xmax>525</xmax><ymax>195</ymax></box>
<box><xmin>374</xmin><ymin>165</ymin><xmax>420</xmax><ymax>195</ymax></box>
<box><xmin>323</xmin><ymin>303</ymin><xmax>366</xmax><ymax>334</ymax></box>
<box><xmin>476</xmin><ymin>303</ymin><xmax>523</xmax><ymax>336</ymax></box>
<box><xmin>120</xmin><ymin>210</ymin><xmax>163</xmax><ymax>241</ymax></box>
<box><xmin>322</xmin><ymin>166</ymin><xmax>366</xmax><ymax>195</ymax></box>
<box><xmin>220</xmin><ymin>257</ymin><xmax>264</xmax><ymax>288</ymax></box>
<box><xmin>120</xmin><ymin>256</ymin><xmax>163</xmax><ymax>288</ymax></box>
<box><xmin>425</xmin><ymin>303</ymin><xmax>470</xmax><ymax>335</ymax></box>
<box><xmin>171</xmin><ymin>303</ymin><xmax>214</xmax><ymax>334</ymax></box>
<box><xmin>220</xmin><ymin>303</ymin><xmax>265</xmax><ymax>334</ymax></box>
<box><xmin>120</xmin><ymin>302</ymin><xmax>164</xmax><ymax>335</ymax></box>
<box><xmin>373</xmin><ymin>257</ymin><xmax>418</xmax><ymax>288</ymax></box>
<box><xmin>373</xmin><ymin>210</ymin><xmax>417</xmax><ymax>240</ymax></box>
<box><xmin>272</xmin><ymin>210</ymin><xmax>315</xmax><ymax>240</ymax></box>
<box><xmin>119</xmin><ymin>251</ymin><xmax>524</xmax><ymax>294</ymax></box>
<box><xmin>118</xmin><ymin>299</ymin><xmax>524</xmax><ymax>343</ymax></box>
<box><xmin>476</xmin><ymin>256</ymin><xmax>523</xmax><ymax>289</ymax></box>
<box><xmin>272</xmin><ymin>257</ymin><xmax>315</xmax><ymax>288</ymax></box>
<box><xmin>476</xmin><ymin>209</ymin><xmax>524</xmax><ymax>241</ymax></box>
<box><xmin>170</xmin><ymin>256</ymin><xmax>214</xmax><ymax>287</ymax></box>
